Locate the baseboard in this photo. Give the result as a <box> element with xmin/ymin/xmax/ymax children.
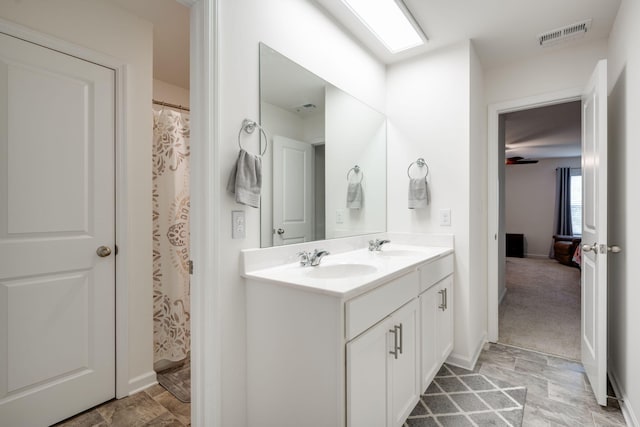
<box><xmin>609</xmin><ymin>369</ymin><xmax>639</xmax><ymax>427</ymax></box>
<box><xmin>446</xmin><ymin>332</ymin><xmax>487</xmax><ymax>371</ymax></box>
<box><xmin>127</xmin><ymin>371</ymin><xmax>158</xmax><ymax>396</ymax></box>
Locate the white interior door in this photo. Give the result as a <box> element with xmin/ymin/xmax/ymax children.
<box><xmin>0</xmin><ymin>32</ymin><xmax>116</xmax><ymax>425</ymax></box>
<box><xmin>272</xmin><ymin>135</ymin><xmax>314</xmax><ymax>246</ymax></box>
<box><xmin>581</xmin><ymin>59</ymin><xmax>608</xmax><ymax>406</ymax></box>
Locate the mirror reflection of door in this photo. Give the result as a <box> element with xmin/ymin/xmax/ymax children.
<box><xmin>273</xmin><ymin>135</ymin><xmax>315</xmax><ymax>245</ymax></box>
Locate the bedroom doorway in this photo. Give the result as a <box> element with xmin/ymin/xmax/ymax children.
<box><xmin>489</xmin><ymin>96</ymin><xmax>584</xmax><ymax>360</ymax></box>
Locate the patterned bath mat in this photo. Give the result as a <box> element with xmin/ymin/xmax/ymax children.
<box><xmin>404</xmin><ymin>364</ymin><xmax>527</xmax><ymax>427</ymax></box>
<box><xmin>157</xmin><ymin>362</ymin><xmax>191</xmax><ymax>403</ymax></box>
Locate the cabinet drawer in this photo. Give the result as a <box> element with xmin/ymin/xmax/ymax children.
<box><xmin>419</xmin><ymin>254</ymin><xmax>453</xmax><ymax>292</ymax></box>
<box><xmin>345</xmin><ymin>271</ymin><xmax>419</xmax><ymax>340</ymax></box>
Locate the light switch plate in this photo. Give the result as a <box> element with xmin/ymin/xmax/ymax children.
<box><xmin>232</xmin><ymin>210</ymin><xmax>245</xmax><ymax>239</ymax></box>
<box><xmin>439</xmin><ymin>208</ymin><xmax>452</xmax><ymax>226</ymax></box>
<box><xmin>336</xmin><ymin>209</ymin><xmax>345</xmax><ymax>224</ymax></box>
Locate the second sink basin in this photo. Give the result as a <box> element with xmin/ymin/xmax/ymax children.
<box><xmin>305</xmin><ymin>263</ymin><xmax>378</xmax><ymax>279</ymax></box>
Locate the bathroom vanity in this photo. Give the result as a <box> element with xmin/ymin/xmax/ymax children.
<box><xmin>242</xmin><ymin>236</ymin><xmax>454</xmax><ymax>427</ymax></box>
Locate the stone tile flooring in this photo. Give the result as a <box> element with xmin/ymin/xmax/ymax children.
<box><xmin>53</xmin><ymin>383</ymin><xmax>190</xmax><ymax>426</ymax></box>
<box><xmin>463</xmin><ymin>343</ymin><xmax>626</xmax><ymax>426</ymax></box>
<box><xmin>54</xmin><ymin>342</ymin><xmax>626</xmax><ymax>427</ymax></box>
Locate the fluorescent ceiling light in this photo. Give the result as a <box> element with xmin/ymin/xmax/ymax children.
<box><xmin>341</xmin><ymin>0</ymin><xmax>425</xmax><ymax>53</ymax></box>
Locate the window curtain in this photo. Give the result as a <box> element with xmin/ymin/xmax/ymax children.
<box><xmin>152</xmin><ymin>108</ymin><xmax>191</xmax><ymax>368</ymax></box>
<box><xmin>549</xmin><ymin>167</ymin><xmax>573</xmax><ymax>258</ymax></box>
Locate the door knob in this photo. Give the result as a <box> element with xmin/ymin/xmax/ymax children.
<box><xmin>582</xmin><ymin>243</ymin><xmax>598</xmax><ymax>253</ymax></box>
<box><xmin>608</xmin><ymin>245</ymin><xmax>622</xmax><ymax>253</ymax></box>
<box><xmin>96</xmin><ymin>246</ymin><xmax>112</xmax><ymax>257</ymax></box>
<box><xmin>276</xmin><ymin>228</ymin><xmax>285</xmax><ymax>235</ymax></box>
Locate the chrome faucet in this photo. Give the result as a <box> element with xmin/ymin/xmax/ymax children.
<box><xmin>369</xmin><ymin>239</ymin><xmax>391</xmax><ymax>251</ymax></box>
<box><xmin>298</xmin><ymin>249</ymin><xmax>330</xmax><ymax>266</ymax></box>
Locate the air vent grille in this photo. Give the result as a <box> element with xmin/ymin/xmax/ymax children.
<box><xmin>538</xmin><ymin>19</ymin><xmax>592</xmax><ymax>46</ymax></box>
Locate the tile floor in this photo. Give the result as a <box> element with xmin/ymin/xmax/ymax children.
<box><xmin>54</xmin><ymin>343</ymin><xmax>626</xmax><ymax>427</ymax></box>
<box><xmin>472</xmin><ymin>343</ymin><xmax>626</xmax><ymax>426</ymax></box>
<box><xmin>53</xmin><ymin>383</ymin><xmax>190</xmax><ymax>427</ymax></box>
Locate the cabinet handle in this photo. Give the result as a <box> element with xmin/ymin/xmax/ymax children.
<box><xmin>389</xmin><ymin>327</ymin><xmax>399</xmax><ymax>359</ymax></box>
<box><xmin>444</xmin><ymin>288</ymin><xmax>448</xmax><ymax>310</ymax></box>
<box><xmin>438</xmin><ymin>289</ymin><xmax>446</xmax><ymax>311</ymax></box>
<box><xmin>398</xmin><ymin>323</ymin><xmax>403</xmax><ymax>355</ymax></box>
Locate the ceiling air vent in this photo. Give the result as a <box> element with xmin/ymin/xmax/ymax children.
<box><xmin>538</xmin><ymin>19</ymin><xmax>592</xmax><ymax>47</ymax></box>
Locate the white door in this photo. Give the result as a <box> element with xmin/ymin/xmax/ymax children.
<box><xmin>581</xmin><ymin>59</ymin><xmax>609</xmax><ymax>406</ymax></box>
<box><xmin>272</xmin><ymin>135</ymin><xmax>314</xmax><ymax>245</ymax></box>
<box><xmin>389</xmin><ymin>300</ymin><xmax>419</xmax><ymax>427</ymax></box>
<box><xmin>346</xmin><ymin>316</ymin><xmax>389</xmax><ymax>427</ymax></box>
<box><xmin>0</xmin><ymin>33</ymin><xmax>115</xmax><ymax>425</ymax></box>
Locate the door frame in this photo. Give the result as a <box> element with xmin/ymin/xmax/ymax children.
<box><xmin>0</xmin><ymin>19</ymin><xmax>131</xmax><ymax>397</ymax></box>
<box><xmin>181</xmin><ymin>1</ymin><xmax>222</xmax><ymax>426</ymax></box>
<box><xmin>486</xmin><ymin>88</ymin><xmax>582</xmax><ymax>342</ymax></box>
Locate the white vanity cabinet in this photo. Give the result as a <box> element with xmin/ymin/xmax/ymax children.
<box><xmin>244</xmin><ymin>247</ymin><xmax>454</xmax><ymax>427</ymax></box>
<box><xmin>347</xmin><ymin>298</ymin><xmax>419</xmax><ymax>427</ymax></box>
<box><xmin>418</xmin><ymin>255</ymin><xmax>454</xmax><ymax>392</ymax></box>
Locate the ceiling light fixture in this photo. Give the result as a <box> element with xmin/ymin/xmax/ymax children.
<box><xmin>341</xmin><ymin>0</ymin><xmax>427</xmax><ymax>53</ymax></box>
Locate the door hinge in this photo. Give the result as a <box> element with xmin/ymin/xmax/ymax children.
<box><xmin>189</xmin><ymin>260</ymin><xmax>194</xmax><ymax>275</ymax></box>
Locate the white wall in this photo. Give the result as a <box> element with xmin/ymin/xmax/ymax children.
<box><xmin>485</xmin><ymin>39</ymin><xmax>608</xmax><ymax>104</ymax></box>
<box><xmin>153</xmin><ymin>78</ymin><xmax>189</xmax><ymax>108</ymax></box>
<box><xmin>468</xmin><ymin>42</ymin><xmax>488</xmax><ymax>361</ymax></box>
<box><xmin>505</xmin><ymin>157</ymin><xmax>581</xmax><ymax>258</ymax></box>
<box><xmin>387</xmin><ymin>41</ymin><xmax>487</xmax><ymax>367</ymax></box>
<box><xmin>218</xmin><ymin>0</ymin><xmax>386</xmax><ymax>424</ymax></box>
<box><xmin>607</xmin><ymin>0</ymin><xmax>640</xmax><ymax>424</ymax></box>
<box><xmin>0</xmin><ymin>0</ymin><xmax>154</xmax><ymax>394</ymax></box>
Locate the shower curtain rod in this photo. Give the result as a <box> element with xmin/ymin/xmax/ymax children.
<box><xmin>152</xmin><ymin>99</ymin><xmax>190</xmax><ymax>112</ymax></box>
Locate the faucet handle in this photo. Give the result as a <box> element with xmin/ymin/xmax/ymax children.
<box><xmin>368</xmin><ymin>240</ymin><xmax>377</xmax><ymax>251</ymax></box>
<box><xmin>297</xmin><ymin>251</ymin><xmax>310</xmax><ymax>266</ymax></box>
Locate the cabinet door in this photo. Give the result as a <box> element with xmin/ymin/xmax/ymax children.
<box><xmin>420</xmin><ymin>287</ymin><xmax>439</xmax><ymax>392</ymax></box>
<box><xmin>347</xmin><ymin>317</ymin><xmax>390</xmax><ymax>427</ymax></box>
<box><xmin>389</xmin><ymin>299</ymin><xmax>420</xmax><ymax>427</ymax></box>
<box><xmin>436</xmin><ymin>276</ymin><xmax>454</xmax><ymax>362</ymax></box>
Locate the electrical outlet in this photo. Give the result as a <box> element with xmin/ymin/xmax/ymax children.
<box><xmin>336</xmin><ymin>209</ymin><xmax>345</xmax><ymax>224</ymax></box>
<box><xmin>232</xmin><ymin>210</ymin><xmax>245</xmax><ymax>239</ymax></box>
<box><xmin>439</xmin><ymin>208</ymin><xmax>452</xmax><ymax>226</ymax></box>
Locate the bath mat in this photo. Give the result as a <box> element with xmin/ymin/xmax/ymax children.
<box><xmin>157</xmin><ymin>362</ymin><xmax>191</xmax><ymax>403</ymax></box>
<box><xmin>404</xmin><ymin>364</ymin><xmax>527</xmax><ymax>427</ymax></box>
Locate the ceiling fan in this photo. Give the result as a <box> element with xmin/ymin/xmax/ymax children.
<box><xmin>505</xmin><ymin>156</ymin><xmax>539</xmax><ymax>165</ymax></box>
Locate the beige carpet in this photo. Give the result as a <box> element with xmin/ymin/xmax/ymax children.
<box><xmin>499</xmin><ymin>257</ymin><xmax>581</xmax><ymax>360</ymax></box>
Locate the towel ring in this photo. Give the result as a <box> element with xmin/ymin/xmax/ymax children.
<box><xmin>347</xmin><ymin>165</ymin><xmax>363</xmax><ymax>183</ymax></box>
<box><xmin>407</xmin><ymin>158</ymin><xmax>429</xmax><ymax>179</ymax></box>
<box><xmin>238</xmin><ymin>119</ymin><xmax>268</xmax><ymax>156</ymax></box>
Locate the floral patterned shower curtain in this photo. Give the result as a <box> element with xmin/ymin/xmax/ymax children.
<box><xmin>152</xmin><ymin>108</ymin><xmax>190</xmax><ymax>367</ymax></box>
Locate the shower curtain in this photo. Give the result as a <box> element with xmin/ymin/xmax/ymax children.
<box><xmin>152</xmin><ymin>107</ymin><xmax>191</xmax><ymax>367</ymax></box>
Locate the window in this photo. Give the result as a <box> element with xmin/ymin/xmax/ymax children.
<box><xmin>570</xmin><ymin>170</ymin><xmax>582</xmax><ymax>235</ymax></box>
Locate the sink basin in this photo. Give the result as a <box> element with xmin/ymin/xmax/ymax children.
<box><xmin>376</xmin><ymin>249</ymin><xmax>425</xmax><ymax>257</ymax></box>
<box><xmin>305</xmin><ymin>263</ymin><xmax>378</xmax><ymax>279</ymax></box>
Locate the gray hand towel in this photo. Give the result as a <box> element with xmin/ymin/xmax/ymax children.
<box><xmin>226</xmin><ymin>149</ymin><xmax>262</xmax><ymax>208</ymax></box>
<box><xmin>346</xmin><ymin>182</ymin><xmax>363</xmax><ymax>209</ymax></box>
<box><xmin>408</xmin><ymin>178</ymin><xmax>429</xmax><ymax>209</ymax></box>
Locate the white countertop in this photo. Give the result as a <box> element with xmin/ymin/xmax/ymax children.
<box><xmin>242</xmin><ymin>244</ymin><xmax>453</xmax><ymax>299</ymax></box>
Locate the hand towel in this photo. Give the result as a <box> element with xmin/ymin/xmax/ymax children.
<box><xmin>408</xmin><ymin>178</ymin><xmax>429</xmax><ymax>209</ymax></box>
<box><xmin>346</xmin><ymin>182</ymin><xmax>363</xmax><ymax>209</ymax></box>
<box><xmin>226</xmin><ymin>149</ymin><xmax>262</xmax><ymax>208</ymax></box>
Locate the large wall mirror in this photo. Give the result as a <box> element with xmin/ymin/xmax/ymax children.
<box><xmin>259</xmin><ymin>43</ymin><xmax>387</xmax><ymax>248</ymax></box>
